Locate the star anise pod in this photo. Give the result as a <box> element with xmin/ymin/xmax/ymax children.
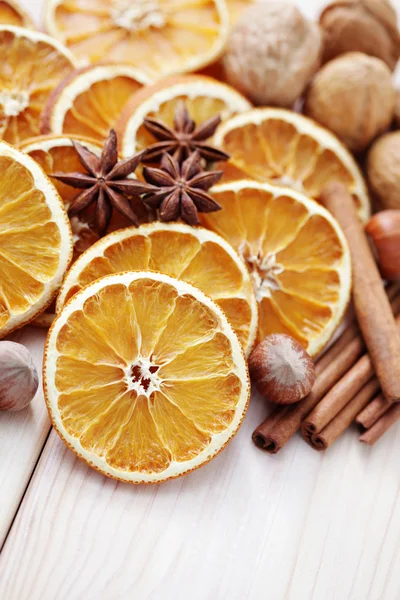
<box><xmin>50</xmin><ymin>130</ymin><xmax>152</xmax><ymax>236</ymax></box>
<box><xmin>143</xmin><ymin>102</ymin><xmax>230</xmax><ymax>164</ymax></box>
<box><xmin>142</xmin><ymin>152</ymin><xmax>223</xmax><ymax>225</ymax></box>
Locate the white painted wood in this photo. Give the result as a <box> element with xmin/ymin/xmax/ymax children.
<box><xmin>1</xmin><ymin>396</ymin><xmax>400</xmax><ymax>600</ymax></box>
<box><xmin>2</xmin><ymin>1</ymin><xmax>400</xmax><ymax>599</ymax></box>
<box><xmin>0</xmin><ymin>328</ymin><xmax>49</xmax><ymax>549</ymax></box>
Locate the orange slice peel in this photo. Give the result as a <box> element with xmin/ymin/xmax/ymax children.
<box><xmin>214</xmin><ymin>107</ymin><xmax>370</xmax><ymax>223</ymax></box>
<box><xmin>200</xmin><ymin>180</ymin><xmax>352</xmax><ymax>356</ymax></box>
<box><xmin>0</xmin><ymin>140</ymin><xmax>73</xmax><ymax>338</ymax></box>
<box><xmin>44</xmin><ymin>271</ymin><xmax>250</xmax><ymax>484</ymax></box>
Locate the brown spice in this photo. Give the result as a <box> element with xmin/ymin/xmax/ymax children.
<box><xmin>321</xmin><ymin>182</ymin><xmax>400</xmax><ymax>402</ymax></box>
<box><xmin>360</xmin><ymin>403</ymin><xmax>400</xmax><ymax>445</ymax></box>
<box><xmin>356</xmin><ymin>393</ymin><xmax>390</xmax><ymax>429</ymax></box>
<box><xmin>142</xmin><ymin>151</ymin><xmax>222</xmax><ymax>225</ymax></box>
<box><xmin>304</xmin><ymin>378</ymin><xmax>380</xmax><ymax>451</ymax></box>
<box><xmin>143</xmin><ymin>102</ymin><xmax>230</xmax><ymax>164</ymax></box>
<box><xmin>51</xmin><ymin>130</ymin><xmax>151</xmax><ymax>235</ymax></box>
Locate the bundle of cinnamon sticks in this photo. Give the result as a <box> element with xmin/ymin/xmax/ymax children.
<box><xmin>253</xmin><ymin>184</ymin><xmax>400</xmax><ymax>454</ymax></box>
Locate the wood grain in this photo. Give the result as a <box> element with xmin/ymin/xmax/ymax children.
<box><xmin>1</xmin><ymin>395</ymin><xmax>400</xmax><ymax>600</ymax></box>
<box><xmin>0</xmin><ymin>328</ymin><xmax>49</xmax><ymax>549</ymax></box>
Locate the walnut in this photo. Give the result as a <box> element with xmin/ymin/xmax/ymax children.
<box><xmin>304</xmin><ymin>52</ymin><xmax>395</xmax><ymax>152</ymax></box>
<box><xmin>320</xmin><ymin>0</ymin><xmax>400</xmax><ymax>71</ymax></box>
<box><xmin>223</xmin><ymin>1</ymin><xmax>322</xmax><ymax>107</ymax></box>
<box><xmin>367</xmin><ymin>131</ymin><xmax>400</xmax><ymax>210</ymax></box>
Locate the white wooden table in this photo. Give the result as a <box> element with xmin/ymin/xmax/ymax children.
<box><xmin>1</xmin><ymin>2</ymin><xmax>400</xmax><ymax>598</ymax></box>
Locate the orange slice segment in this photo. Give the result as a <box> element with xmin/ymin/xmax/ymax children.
<box><xmin>44</xmin><ymin>0</ymin><xmax>229</xmax><ymax>81</ymax></box>
<box><xmin>116</xmin><ymin>74</ymin><xmax>251</xmax><ymax>158</ymax></box>
<box><xmin>214</xmin><ymin>108</ymin><xmax>370</xmax><ymax>223</ymax></box>
<box><xmin>0</xmin><ymin>26</ymin><xmax>76</xmax><ymax>145</ymax></box>
<box><xmin>56</xmin><ymin>222</ymin><xmax>258</xmax><ymax>356</ymax></box>
<box><xmin>44</xmin><ymin>271</ymin><xmax>250</xmax><ymax>483</ymax></box>
<box><xmin>40</xmin><ymin>64</ymin><xmax>150</xmax><ymax>144</ymax></box>
<box><xmin>0</xmin><ymin>0</ymin><xmax>33</xmax><ymax>27</ymax></box>
<box><xmin>0</xmin><ymin>141</ymin><xmax>73</xmax><ymax>338</ymax></box>
<box><xmin>200</xmin><ymin>180</ymin><xmax>352</xmax><ymax>356</ymax></box>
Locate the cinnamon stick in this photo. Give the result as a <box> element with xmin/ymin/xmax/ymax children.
<box><xmin>301</xmin><ymin>356</ymin><xmax>374</xmax><ymax>437</ymax></box>
<box><xmin>360</xmin><ymin>403</ymin><xmax>400</xmax><ymax>445</ymax></box>
<box><xmin>321</xmin><ymin>182</ymin><xmax>400</xmax><ymax>402</ymax></box>
<box><xmin>252</xmin><ymin>327</ymin><xmax>365</xmax><ymax>452</ymax></box>
<box><xmin>356</xmin><ymin>393</ymin><xmax>390</xmax><ymax>430</ymax></box>
<box><xmin>305</xmin><ymin>378</ymin><xmax>380</xmax><ymax>451</ymax></box>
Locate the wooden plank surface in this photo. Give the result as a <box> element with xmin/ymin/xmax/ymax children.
<box><xmin>1</xmin><ymin>397</ymin><xmax>400</xmax><ymax>600</ymax></box>
<box><xmin>0</xmin><ymin>328</ymin><xmax>49</xmax><ymax>549</ymax></box>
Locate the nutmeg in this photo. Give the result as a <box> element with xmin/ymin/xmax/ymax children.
<box><xmin>248</xmin><ymin>334</ymin><xmax>315</xmax><ymax>405</ymax></box>
<box><xmin>367</xmin><ymin>131</ymin><xmax>400</xmax><ymax>210</ymax></box>
<box><xmin>320</xmin><ymin>0</ymin><xmax>400</xmax><ymax>70</ymax></box>
<box><xmin>0</xmin><ymin>341</ymin><xmax>39</xmax><ymax>411</ymax></box>
<box><xmin>366</xmin><ymin>211</ymin><xmax>400</xmax><ymax>280</ymax></box>
<box><xmin>304</xmin><ymin>52</ymin><xmax>395</xmax><ymax>152</ymax></box>
<box><xmin>223</xmin><ymin>1</ymin><xmax>322</xmax><ymax>107</ymax></box>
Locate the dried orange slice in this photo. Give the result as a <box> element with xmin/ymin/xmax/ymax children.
<box><xmin>0</xmin><ymin>26</ymin><xmax>76</xmax><ymax>145</ymax></box>
<box><xmin>0</xmin><ymin>141</ymin><xmax>73</xmax><ymax>338</ymax></box>
<box><xmin>214</xmin><ymin>108</ymin><xmax>370</xmax><ymax>222</ymax></box>
<box><xmin>200</xmin><ymin>180</ymin><xmax>352</xmax><ymax>356</ymax></box>
<box><xmin>116</xmin><ymin>74</ymin><xmax>251</xmax><ymax>158</ymax></box>
<box><xmin>56</xmin><ymin>222</ymin><xmax>258</xmax><ymax>356</ymax></box>
<box><xmin>40</xmin><ymin>64</ymin><xmax>150</xmax><ymax>144</ymax></box>
<box><xmin>44</xmin><ymin>0</ymin><xmax>229</xmax><ymax>81</ymax></box>
<box><xmin>0</xmin><ymin>0</ymin><xmax>33</xmax><ymax>27</ymax></box>
<box><xmin>44</xmin><ymin>271</ymin><xmax>250</xmax><ymax>483</ymax></box>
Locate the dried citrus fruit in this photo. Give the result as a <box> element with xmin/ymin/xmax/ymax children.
<box><xmin>40</xmin><ymin>64</ymin><xmax>150</xmax><ymax>144</ymax></box>
<box><xmin>116</xmin><ymin>74</ymin><xmax>251</xmax><ymax>158</ymax></box>
<box><xmin>44</xmin><ymin>0</ymin><xmax>229</xmax><ymax>81</ymax></box>
<box><xmin>214</xmin><ymin>108</ymin><xmax>370</xmax><ymax>222</ymax></box>
<box><xmin>0</xmin><ymin>141</ymin><xmax>73</xmax><ymax>338</ymax></box>
<box><xmin>56</xmin><ymin>222</ymin><xmax>258</xmax><ymax>356</ymax></box>
<box><xmin>0</xmin><ymin>0</ymin><xmax>33</xmax><ymax>27</ymax></box>
<box><xmin>0</xmin><ymin>25</ymin><xmax>76</xmax><ymax>145</ymax></box>
<box><xmin>200</xmin><ymin>180</ymin><xmax>352</xmax><ymax>357</ymax></box>
<box><xmin>44</xmin><ymin>271</ymin><xmax>250</xmax><ymax>483</ymax></box>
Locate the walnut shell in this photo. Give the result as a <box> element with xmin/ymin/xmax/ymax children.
<box><xmin>367</xmin><ymin>131</ymin><xmax>400</xmax><ymax>210</ymax></box>
<box><xmin>223</xmin><ymin>1</ymin><xmax>322</xmax><ymax>107</ymax></box>
<box><xmin>304</xmin><ymin>52</ymin><xmax>395</xmax><ymax>152</ymax></box>
<box><xmin>320</xmin><ymin>0</ymin><xmax>400</xmax><ymax>70</ymax></box>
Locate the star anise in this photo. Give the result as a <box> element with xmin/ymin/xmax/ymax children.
<box><xmin>50</xmin><ymin>130</ymin><xmax>152</xmax><ymax>236</ymax></box>
<box><xmin>143</xmin><ymin>102</ymin><xmax>230</xmax><ymax>164</ymax></box>
<box><xmin>142</xmin><ymin>151</ymin><xmax>222</xmax><ymax>225</ymax></box>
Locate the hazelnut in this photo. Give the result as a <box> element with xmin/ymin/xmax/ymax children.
<box><xmin>0</xmin><ymin>341</ymin><xmax>39</xmax><ymax>412</ymax></box>
<box><xmin>248</xmin><ymin>334</ymin><xmax>315</xmax><ymax>405</ymax></box>
<box><xmin>320</xmin><ymin>0</ymin><xmax>400</xmax><ymax>71</ymax></box>
<box><xmin>223</xmin><ymin>1</ymin><xmax>322</xmax><ymax>107</ymax></box>
<box><xmin>367</xmin><ymin>131</ymin><xmax>400</xmax><ymax>210</ymax></box>
<box><xmin>366</xmin><ymin>210</ymin><xmax>400</xmax><ymax>280</ymax></box>
<box><xmin>304</xmin><ymin>52</ymin><xmax>395</xmax><ymax>152</ymax></box>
